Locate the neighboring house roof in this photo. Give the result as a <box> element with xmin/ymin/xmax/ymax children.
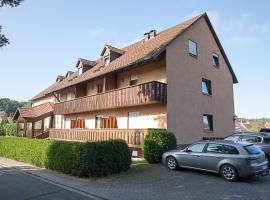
<box><xmin>13</xmin><ymin>102</ymin><xmax>54</xmax><ymax>121</ymax></box>
<box><xmin>31</xmin><ymin>13</ymin><xmax>238</xmax><ymax>101</ymax></box>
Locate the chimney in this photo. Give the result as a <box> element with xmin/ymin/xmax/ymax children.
<box><xmin>149</xmin><ymin>30</ymin><xmax>157</xmax><ymax>39</ymax></box>
<box><xmin>144</xmin><ymin>32</ymin><xmax>150</xmax><ymax>41</ymax></box>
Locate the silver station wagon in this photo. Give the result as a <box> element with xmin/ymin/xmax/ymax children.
<box><xmin>162</xmin><ymin>140</ymin><xmax>269</xmax><ymax>181</ymax></box>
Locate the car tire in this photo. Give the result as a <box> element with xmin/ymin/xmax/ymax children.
<box><xmin>220</xmin><ymin>164</ymin><xmax>239</xmax><ymax>181</ymax></box>
<box><xmin>266</xmin><ymin>155</ymin><xmax>270</xmax><ymax>168</ymax></box>
<box><xmin>166</xmin><ymin>156</ymin><xmax>178</xmax><ymax>170</ymax></box>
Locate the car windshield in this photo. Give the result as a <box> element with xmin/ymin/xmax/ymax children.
<box><xmin>244</xmin><ymin>145</ymin><xmax>261</xmax><ymax>155</ymax></box>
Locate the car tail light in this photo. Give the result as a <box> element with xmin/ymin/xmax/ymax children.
<box><xmin>245</xmin><ymin>156</ymin><xmax>258</xmax><ymax>161</ymax></box>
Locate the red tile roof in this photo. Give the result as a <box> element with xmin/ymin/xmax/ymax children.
<box><xmin>31</xmin><ymin>13</ymin><xmax>237</xmax><ymax>101</ymax></box>
<box><xmin>13</xmin><ymin>102</ymin><xmax>54</xmax><ymax>120</ymax></box>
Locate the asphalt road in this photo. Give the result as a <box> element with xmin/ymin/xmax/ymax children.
<box><xmin>0</xmin><ymin>166</ymin><xmax>95</xmax><ymax>200</ymax></box>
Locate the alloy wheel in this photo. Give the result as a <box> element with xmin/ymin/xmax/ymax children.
<box><xmin>166</xmin><ymin>157</ymin><xmax>178</xmax><ymax>170</ymax></box>
<box><xmin>221</xmin><ymin>165</ymin><xmax>238</xmax><ymax>181</ymax></box>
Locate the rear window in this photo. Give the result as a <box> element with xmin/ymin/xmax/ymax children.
<box><xmin>244</xmin><ymin>145</ymin><xmax>261</xmax><ymax>155</ymax></box>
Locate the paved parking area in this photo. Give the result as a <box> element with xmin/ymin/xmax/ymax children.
<box><xmin>85</xmin><ymin>164</ymin><xmax>270</xmax><ymax>200</ymax></box>
<box><xmin>0</xmin><ymin>157</ymin><xmax>269</xmax><ymax>200</ymax></box>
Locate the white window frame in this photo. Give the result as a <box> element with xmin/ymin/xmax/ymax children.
<box><xmin>188</xmin><ymin>40</ymin><xmax>197</xmax><ymax>56</ymax></box>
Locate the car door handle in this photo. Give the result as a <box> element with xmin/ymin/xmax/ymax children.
<box><xmin>215</xmin><ymin>156</ymin><xmax>222</xmax><ymax>159</ymax></box>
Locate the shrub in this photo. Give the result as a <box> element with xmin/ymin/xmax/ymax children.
<box><xmin>143</xmin><ymin>129</ymin><xmax>177</xmax><ymax>163</ymax></box>
<box><xmin>0</xmin><ymin>137</ymin><xmax>131</xmax><ymax>177</ymax></box>
<box><xmin>0</xmin><ymin>118</ymin><xmax>16</xmax><ymax>136</ymax></box>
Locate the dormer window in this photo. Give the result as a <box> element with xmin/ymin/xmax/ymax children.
<box><xmin>78</xmin><ymin>67</ymin><xmax>83</xmax><ymax>75</ymax></box>
<box><xmin>100</xmin><ymin>45</ymin><xmax>125</xmax><ymax>65</ymax></box>
<box><xmin>104</xmin><ymin>56</ymin><xmax>110</xmax><ymax>65</ymax></box>
<box><xmin>76</xmin><ymin>58</ymin><xmax>97</xmax><ymax>76</ymax></box>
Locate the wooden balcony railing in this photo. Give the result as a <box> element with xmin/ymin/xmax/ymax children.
<box><xmin>54</xmin><ymin>81</ymin><xmax>167</xmax><ymax>115</ymax></box>
<box><xmin>49</xmin><ymin>128</ymin><xmax>148</xmax><ymax>148</ymax></box>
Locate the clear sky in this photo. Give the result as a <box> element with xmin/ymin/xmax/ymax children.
<box><xmin>0</xmin><ymin>0</ymin><xmax>269</xmax><ymax>118</ymax></box>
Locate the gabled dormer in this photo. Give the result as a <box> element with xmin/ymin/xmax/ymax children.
<box><xmin>56</xmin><ymin>75</ymin><xmax>65</xmax><ymax>82</ymax></box>
<box><xmin>65</xmin><ymin>71</ymin><xmax>74</xmax><ymax>78</ymax></box>
<box><xmin>100</xmin><ymin>45</ymin><xmax>125</xmax><ymax>65</ymax></box>
<box><xmin>76</xmin><ymin>58</ymin><xmax>97</xmax><ymax>75</ymax></box>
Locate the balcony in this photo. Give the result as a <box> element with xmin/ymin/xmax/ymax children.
<box><xmin>54</xmin><ymin>81</ymin><xmax>167</xmax><ymax>115</ymax></box>
<box><xmin>49</xmin><ymin>128</ymin><xmax>147</xmax><ymax>148</ymax></box>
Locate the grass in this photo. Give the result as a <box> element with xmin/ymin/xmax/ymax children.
<box><xmin>130</xmin><ymin>160</ymin><xmax>149</xmax><ymax>169</ymax></box>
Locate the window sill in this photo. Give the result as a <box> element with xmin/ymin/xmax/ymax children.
<box><xmin>189</xmin><ymin>53</ymin><xmax>198</xmax><ymax>58</ymax></box>
<box><xmin>203</xmin><ymin>129</ymin><xmax>213</xmax><ymax>134</ymax></box>
<box><xmin>202</xmin><ymin>93</ymin><xmax>212</xmax><ymax>96</ymax></box>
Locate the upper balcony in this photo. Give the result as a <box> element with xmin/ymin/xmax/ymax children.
<box><xmin>54</xmin><ymin>81</ymin><xmax>167</xmax><ymax>115</ymax></box>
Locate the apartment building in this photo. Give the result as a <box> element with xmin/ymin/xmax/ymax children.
<box><xmin>14</xmin><ymin>13</ymin><xmax>238</xmax><ymax>146</ymax></box>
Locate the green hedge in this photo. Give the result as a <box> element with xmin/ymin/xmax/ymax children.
<box><xmin>0</xmin><ymin>137</ymin><xmax>131</xmax><ymax>177</ymax></box>
<box><xmin>143</xmin><ymin>129</ymin><xmax>177</xmax><ymax>163</ymax></box>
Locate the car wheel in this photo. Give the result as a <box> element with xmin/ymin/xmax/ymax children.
<box><xmin>166</xmin><ymin>156</ymin><xmax>178</xmax><ymax>170</ymax></box>
<box><xmin>221</xmin><ymin>164</ymin><xmax>238</xmax><ymax>181</ymax></box>
<box><xmin>266</xmin><ymin>155</ymin><xmax>270</xmax><ymax>168</ymax></box>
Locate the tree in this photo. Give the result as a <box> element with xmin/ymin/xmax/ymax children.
<box><xmin>0</xmin><ymin>0</ymin><xmax>24</xmax><ymax>47</ymax></box>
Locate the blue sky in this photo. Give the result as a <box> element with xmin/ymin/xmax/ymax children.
<box><xmin>0</xmin><ymin>0</ymin><xmax>269</xmax><ymax>118</ymax></box>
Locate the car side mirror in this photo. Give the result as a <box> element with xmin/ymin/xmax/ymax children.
<box><xmin>185</xmin><ymin>149</ymin><xmax>192</xmax><ymax>153</ymax></box>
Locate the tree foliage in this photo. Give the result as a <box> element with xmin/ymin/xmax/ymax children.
<box><xmin>0</xmin><ymin>98</ymin><xmax>29</xmax><ymax>117</ymax></box>
<box><xmin>0</xmin><ymin>0</ymin><xmax>24</xmax><ymax>47</ymax></box>
<box><xmin>0</xmin><ymin>0</ymin><xmax>23</xmax><ymax>7</ymax></box>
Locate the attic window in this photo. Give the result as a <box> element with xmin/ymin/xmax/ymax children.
<box><xmin>78</xmin><ymin>67</ymin><xmax>83</xmax><ymax>75</ymax></box>
<box><xmin>212</xmin><ymin>53</ymin><xmax>219</xmax><ymax>68</ymax></box>
<box><xmin>188</xmin><ymin>40</ymin><xmax>197</xmax><ymax>57</ymax></box>
<box><xmin>104</xmin><ymin>56</ymin><xmax>110</xmax><ymax>65</ymax></box>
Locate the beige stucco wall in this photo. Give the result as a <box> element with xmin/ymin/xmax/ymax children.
<box><xmin>32</xmin><ymin>95</ymin><xmax>55</xmax><ymax>107</ymax></box>
<box><xmin>166</xmin><ymin>17</ymin><xmax>235</xmax><ymax>144</ymax></box>
<box><xmin>61</xmin><ymin>104</ymin><xmax>167</xmax><ymax>129</ymax></box>
<box><xmin>117</xmin><ymin>59</ymin><xmax>166</xmax><ymax>88</ymax></box>
<box><xmin>86</xmin><ymin>78</ymin><xmax>104</xmax><ymax>96</ymax></box>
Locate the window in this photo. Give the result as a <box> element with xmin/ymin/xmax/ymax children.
<box><xmin>78</xmin><ymin>67</ymin><xmax>83</xmax><ymax>75</ymax></box>
<box><xmin>65</xmin><ymin>117</ymin><xmax>71</xmax><ymax>129</ymax></box>
<box><xmin>130</xmin><ymin>75</ymin><xmax>138</xmax><ymax>86</ymax></box>
<box><xmin>212</xmin><ymin>53</ymin><xmax>219</xmax><ymax>67</ymax></box>
<box><xmin>95</xmin><ymin>115</ymin><xmax>103</xmax><ymax>128</ymax></box>
<box><xmin>97</xmin><ymin>84</ymin><xmax>103</xmax><ymax>94</ymax></box>
<box><xmin>128</xmin><ymin>112</ymin><xmax>140</xmax><ymax>128</ymax></box>
<box><xmin>244</xmin><ymin>145</ymin><xmax>261</xmax><ymax>155</ymax></box>
<box><xmin>71</xmin><ymin>119</ymin><xmax>85</xmax><ymax>129</ymax></box>
<box><xmin>223</xmin><ymin>145</ymin><xmax>239</xmax><ymax>155</ymax></box>
<box><xmin>206</xmin><ymin>143</ymin><xmax>223</xmax><ymax>153</ymax></box>
<box><xmin>241</xmin><ymin>136</ymin><xmax>262</xmax><ymax>144</ymax></box>
<box><xmin>186</xmin><ymin>143</ymin><xmax>206</xmax><ymax>153</ymax></box>
<box><xmin>203</xmin><ymin>114</ymin><xmax>213</xmax><ymax>131</ymax></box>
<box><xmin>95</xmin><ymin>115</ymin><xmax>118</xmax><ymax>128</ymax></box>
<box><xmin>188</xmin><ymin>40</ymin><xmax>197</xmax><ymax>56</ymax></box>
<box><xmin>104</xmin><ymin>56</ymin><xmax>110</xmax><ymax>65</ymax></box>
<box><xmin>202</xmin><ymin>79</ymin><xmax>212</xmax><ymax>95</ymax></box>
<box><xmin>224</xmin><ymin>135</ymin><xmax>240</xmax><ymax>142</ymax></box>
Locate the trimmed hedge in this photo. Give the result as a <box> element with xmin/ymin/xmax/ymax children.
<box><xmin>0</xmin><ymin>137</ymin><xmax>131</xmax><ymax>177</ymax></box>
<box><xmin>143</xmin><ymin>129</ymin><xmax>177</xmax><ymax>163</ymax></box>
